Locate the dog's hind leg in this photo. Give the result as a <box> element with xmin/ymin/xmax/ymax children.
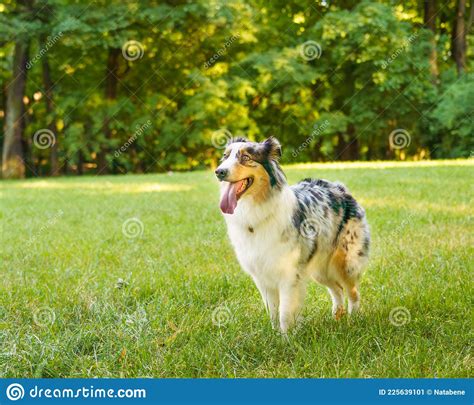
<box><xmin>333</xmin><ymin>218</ymin><xmax>369</xmax><ymax>315</ymax></box>
<box><xmin>311</xmin><ymin>266</ymin><xmax>345</xmax><ymax>320</ymax></box>
<box><xmin>326</xmin><ymin>282</ymin><xmax>345</xmax><ymax>320</ymax></box>
<box><xmin>347</xmin><ymin>283</ymin><xmax>360</xmax><ymax>314</ymax></box>
<box><xmin>329</xmin><ymin>247</ymin><xmax>362</xmax><ymax>316</ymax></box>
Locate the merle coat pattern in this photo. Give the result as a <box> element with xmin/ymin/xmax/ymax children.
<box><xmin>216</xmin><ymin>137</ymin><xmax>370</xmax><ymax>332</ymax></box>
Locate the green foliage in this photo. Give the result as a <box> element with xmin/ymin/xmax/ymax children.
<box><xmin>0</xmin><ymin>0</ymin><xmax>473</xmax><ymax>175</ymax></box>
<box><xmin>427</xmin><ymin>75</ymin><xmax>474</xmax><ymax>158</ymax></box>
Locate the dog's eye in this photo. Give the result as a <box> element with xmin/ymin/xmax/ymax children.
<box><xmin>222</xmin><ymin>153</ymin><xmax>229</xmax><ymax>161</ymax></box>
<box><xmin>241</xmin><ymin>155</ymin><xmax>251</xmax><ymax>162</ymax></box>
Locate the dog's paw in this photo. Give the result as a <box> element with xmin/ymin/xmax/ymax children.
<box><xmin>333</xmin><ymin>306</ymin><xmax>346</xmax><ymax>321</ymax></box>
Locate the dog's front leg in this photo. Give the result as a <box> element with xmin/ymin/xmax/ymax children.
<box><xmin>252</xmin><ymin>277</ymin><xmax>279</xmax><ymax>329</ymax></box>
<box><xmin>278</xmin><ymin>278</ymin><xmax>306</xmax><ymax>333</ymax></box>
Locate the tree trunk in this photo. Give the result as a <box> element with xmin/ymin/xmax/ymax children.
<box><xmin>97</xmin><ymin>47</ymin><xmax>120</xmax><ymax>175</ymax></box>
<box><xmin>2</xmin><ymin>42</ymin><xmax>29</xmax><ymax>179</ymax></box>
<box><xmin>335</xmin><ymin>125</ymin><xmax>359</xmax><ymax>161</ymax></box>
<box><xmin>335</xmin><ymin>134</ymin><xmax>354</xmax><ymax>161</ymax></box>
<box><xmin>424</xmin><ymin>0</ymin><xmax>439</xmax><ymax>82</ymax></box>
<box><xmin>346</xmin><ymin>123</ymin><xmax>359</xmax><ymax>160</ymax></box>
<box><xmin>452</xmin><ymin>0</ymin><xmax>467</xmax><ymax>76</ymax></box>
<box><xmin>77</xmin><ymin>150</ymin><xmax>84</xmax><ymax>175</ymax></box>
<box><xmin>40</xmin><ymin>34</ymin><xmax>59</xmax><ymax>176</ymax></box>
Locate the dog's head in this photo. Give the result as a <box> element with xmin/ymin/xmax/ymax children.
<box><xmin>215</xmin><ymin>137</ymin><xmax>286</xmax><ymax>214</ymax></box>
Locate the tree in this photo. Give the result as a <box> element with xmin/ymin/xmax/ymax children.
<box><xmin>0</xmin><ymin>0</ymin><xmax>38</xmax><ymax>179</ymax></box>
<box><xmin>453</xmin><ymin>0</ymin><xmax>467</xmax><ymax>75</ymax></box>
<box><xmin>2</xmin><ymin>41</ymin><xmax>29</xmax><ymax>178</ymax></box>
<box><xmin>424</xmin><ymin>0</ymin><xmax>439</xmax><ymax>82</ymax></box>
<box><xmin>0</xmin><ymin>0</ymin><xmax>472</xmax><ymax>176</ymax></box>
<box><xmin>40</xmin><ymin>33</ymin><xmax>59</xmax><ymax>176</ymax></box>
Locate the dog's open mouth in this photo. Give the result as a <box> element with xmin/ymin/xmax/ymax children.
<box><xmin>220</xmin><ymin>177</ymin><xmax>253</xmax><ymax>215</ymax></box>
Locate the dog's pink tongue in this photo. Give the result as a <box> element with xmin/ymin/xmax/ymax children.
<box><xmin>220</xmin><ymin>181</ymin><xmax>242</xmax><ymax>215</ymax></box>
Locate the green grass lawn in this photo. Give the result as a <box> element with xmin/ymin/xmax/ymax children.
<box><xmin>1</xmin><ymin>160</ymin><xmax>472</xmax><ymax>378</ymax></box>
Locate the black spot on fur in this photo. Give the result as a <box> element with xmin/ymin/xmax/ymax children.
<box><xmin>262</xmin><ymin>160</ymin><xmax>278</xmax><ymax>187</ymax></box>
<box><xmin>309</xmin><ymin>188</ymin><xmax>324</xmax><ymax>201</ymax></box>
<box><xmin>335</xmin><ymin>183</ymin><xmax>347</xmax><ymax>193</ymax></box>
<box><xmin>248</xmin><ymin>226</ymin><xmax>254</xmax><ymax>233</ymax></box>
<box><xmin>307</xmin><ymin>240</ymin><xmax>318</xmax><ymax>263</ymax></box>
<box><xmin>363</xmin><ymin>234</ymin><xmax>370</xmax><ymax>253</ymax></box>
<box><xmin>227</xmin><ymin>137</ymin><xmax>248</xmax><ymax>145</ymax></box>
<box><xmin>291</xmin><ymin>194</ymin><xmax>307</xmax><ymax>230</ymax></box>
<box><xmin>334</xmin><ymin>193</ymin><xmax>364</xmax><ymax>242</ymax></box>
<box><xmin>315</xmin><ymin>179</ymin><xmax>332</xmax><ymax>189</ymax></box>
<box><xmin>246</xmin><ymin>146</ymin><xmax>257</xmax><ymax>155</ymax></box>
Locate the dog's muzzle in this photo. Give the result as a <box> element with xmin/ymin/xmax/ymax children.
<box><xmin>215</xmin><ymin>168</ymin><xmax>228</xmax><ymax>181</ymax></box>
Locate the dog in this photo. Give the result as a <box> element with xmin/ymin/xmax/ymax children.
<box><xmin>215</xmin><ymin>137</ymin><xmax>370</xmax><ymax>333</ymax></box>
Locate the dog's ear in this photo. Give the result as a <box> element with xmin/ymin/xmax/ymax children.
<box><xmin>262</xmin><ymin>137</ymin><xmax>282</xmax><ymax>160</ymax></box>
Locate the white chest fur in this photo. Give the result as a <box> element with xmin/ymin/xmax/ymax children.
<box><xmin>223</xmin><ymin>187</ymin><xmax>300</xmax><ymax>287</ymax></box>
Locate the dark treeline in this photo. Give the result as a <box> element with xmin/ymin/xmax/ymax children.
<box><xmin>1</xmin><ymin>0</ymin><xmax>473</xmax><ymax>178</ymax></box>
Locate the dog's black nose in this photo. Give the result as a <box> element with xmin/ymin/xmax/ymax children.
<box><xmin>215</xmin><ymin>168</ymin><xmax>228</xmax><ymax>180</ymax></box>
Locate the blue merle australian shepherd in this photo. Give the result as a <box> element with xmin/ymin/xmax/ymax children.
<box><xmin>215</xmin><ymin>137</ymin><xmax>370</xmax><ymax>333</ymax></box>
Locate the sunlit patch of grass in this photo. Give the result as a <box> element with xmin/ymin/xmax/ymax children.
<box><xmin>0</xmin><ymin>160</ymin><xmax>472</xmax><ymax>377</ymax></box>
<box><xmin>287</xmin><ymin>158</ymin><xmax>474</xmax><ymax>170</ymax></box>
<box><xmin>8</xmin><ymin>180</ymin><xmax>194</xmax><ymax>193</ymax></box>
